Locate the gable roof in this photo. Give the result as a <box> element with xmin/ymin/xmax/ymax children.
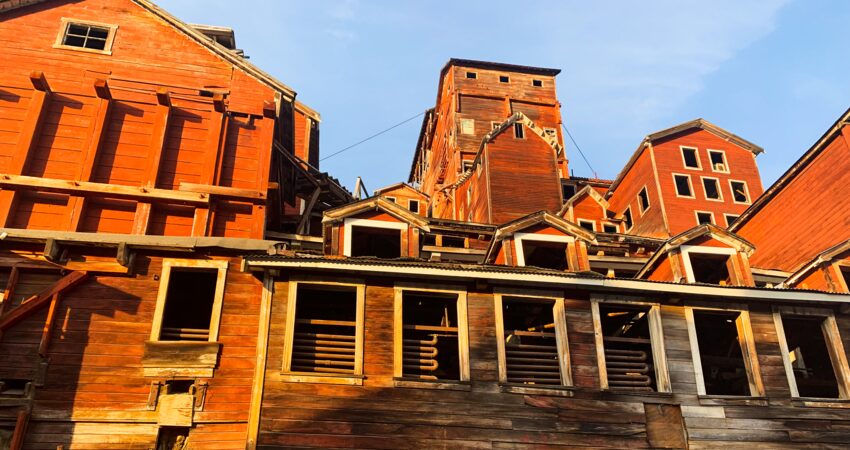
<box><xmin>374</xmin><ymin>182</ymin><xmax>430</xmax><ymax>199</ymax></box>
<box><xmin>607</xmin><ymin>118</ymin><xmax>763</xmax><ymax>196</ymax></box>
<box><xmin>557</xmin><ymin>184</ymin><xmax>609</xmax><ymax>217</ymax></box>
<box><xmin>322</xmin><ymin>197</ymin><xmax>430</xmax><ymax>231</ymax></box>
<box><xmin>484</xmin><ymin>211</ymin><xmax>596</xmax><ymax>263</ymax></box>
<box><xmin>780</xmin><ymin>239</ymin><xmax>850</xmax><ymax>288</ymax></box>
<box><xmin>730</xmin><ymin>107</ymin><xmax>850</xmax><ymax>232</ymax></box>
<box><xmin>636</xmin><ymin>223</ymin><xmax>755</xmax><ymax>278</ymax></box>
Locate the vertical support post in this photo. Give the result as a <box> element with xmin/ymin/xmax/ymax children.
<box><xmin>38</xmin><ymin>293</ymin><xmax>60</xmax><ymax>357</ymax></box>
<box><xmin>246</xmin><ymin>273</ymin><xmax>274</xmax><ymax>450</ymax></box>
<box><xmin>296</xmin><ymin>186</ymin><xmax>321</xmax><ymax>236</ymax></box>
<box><xmin>250</xmin><ymin>101</ymin><xmax>277</xmax><ymax>239</ymax></box>
<box><xmin>0</xmin><ymin>71</ymin><xmax>52</xmax><ymax>227</ymax></box>
<box><xmin>68</xmin><ymin>78</ymin><xmax>113</xmax><ymax>231</ymax></box>
<box><xmin>132</xmin><ymin>88</ymin><xmax>171</xmax><ymax>235</ymax></box>
<box><xmin>191</xmin><ymin>94</ymin><xmax>227</xmax><ymax>237</ymax></box>
<box><xmin>10</xmin><ymin>409</ymin><xmax>29</xmax><ymax>450</ymax></box>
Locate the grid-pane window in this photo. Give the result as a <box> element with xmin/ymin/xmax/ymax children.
<box><xmin>63</xmin><ymin>23</ymin><xmax>111</xmax><ymax>50</ymax></box>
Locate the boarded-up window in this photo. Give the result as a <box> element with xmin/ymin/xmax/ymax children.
<box><xmin>459</xmin><ymin>118</ymin><xmax>475</xmax><ymax>135</ymax></box>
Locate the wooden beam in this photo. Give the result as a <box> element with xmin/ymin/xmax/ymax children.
<box><xmin>10</xmin><ymin>409</ymin><xmax>29</xmax><ymax>450</ymax></box>
<box><xmin>116</xmin><ymin>242</ymin><xmax>132</xmax><ymax>267</ymax></box>
<box><xmin>246</xmin><ymin>273</ymin><xmax>273</xmax><ymax>449</ymax></box>
<box><xmin>0</xmin><ymin>266</ymin><xmax>19</xmax><ymax>338</ymax></box>
<box><xmin>0</xmin><ymin>271</ymin><xmax>88</xmax><ymax>332</ymax></box>
<box><xmin>192</xmin><ymin>94</ymin><xmax>227</xmax><ymax>237</ymax></box>
<box><xmin>180</xmin><ymin>183</ymin><xmax>263</xmax><ymax>201</ymax></box>
<box><xmin>296</xmin><ymin>186</ymin><xmax>321</xmax><ymax>235</ymax></box>
<box><xmin>133</xmin><ymin>88</ymin><xmax>173</xmax><ymax>234</ymax></box>
<box><xmin>0</xmin><ymin>71</ymin><xmax>53</xmax><ymax>227</ymax></box>
<box><xmin>0</xmin><ymin>174</ymin><xmax>208</xmax><ymax>204</ymax></box>
<box><xmin>252</xmin><ymin>105</ymin><xmax>276</xmax><ymax>238</ymax></box>
<box><xmin>38</xmin><ymin>293</ymin><xmax>60</xmax><ymax>356</ymax></box>
<box><xmin>43</xmin><ymin>238</ymin><xmax>61</xmax><ymax>262</ymax></box>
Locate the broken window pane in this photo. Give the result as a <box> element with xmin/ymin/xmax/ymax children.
<box><xmin>599</xmin><ymin>304</ymin><xmax>657</xmax><ymax>391</ymax></box>
<box><xmin>160</xmin><ymin>269</ymin><xmax>217</xmax><ymax>341</ymax></box>
<box><xmin>782</xmin><ymin>316</ymin><xmax>840</xmax><ymax>398</ymax></box>
<box><xmin>502</xmin><ymin>298</ymin><xmax>561</xmax><ymax>385</ymax></box>
<box><xmin>693</xmin><ymin>310</ymin><xmax>750</xmax><ymax>396</ymax></box>
<box><xmin>350</xmin><ymin>226</ymin><xmax>401</xmax><ymax>258</ymax></box>
<box><xmin>521</xmin><ymin>239</ymin><xmax>568</xmax><ymax>271</ymax></box>
<box><xmin>730</xmin><ymin>181</ymin><xmax>749</xmax><ymax>203</ymax></box>
<box><xmin>401</xmin><ymin>292</ymin><xmax>460</xmax><ymax>381</ymax></box>
<box><xmin>290</xmin><ymin>285</ymin><xmax>358</xmax><ymax>375</ymax></box>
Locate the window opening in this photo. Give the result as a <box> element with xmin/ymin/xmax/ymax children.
<box><xmin>62</xmin><ymin>22</ymin><xmax>110</xmax><ymax>51</ymax></box>
<box><xmin>578</xmin><ymin>220</ymin><xmax>595</xmax><ymax>231</ymax></box>
<box><xmin>841</xmin><ymin>267</ymin><xmax>850</xmax><ymax>293</ymax></box>
<box><xmin>702</xmin><ymin>178</ymin><xmax>721</xmax><ymax>200</ymax></box>
<box><xmin>442</xmin><ymin>236</ymin><xmax>466</xmax><ymax>248</ymax></box>
<box><xmin>350</xmin><ymin>226</ymin><xmax>401</xmax><ymax>258</ymax></box>
<box><xmin>0</xmin><ymin>379</ymin><xmax>29</xmax><ymax>397</ymax></box>
<box><xmin>692</xmin><ymin>310</ymin><xmax>750</xmax><ymax>395</ymax></box>
<box><xmin>603</xmin><ymin>223</ymin><xmax>619</xmax><ymax>233</ymax></box>
<box><xmin>623</xmin><ymin>207</ymin><xmax>633</xmax><ymax>230</ymax></box>
<box><xmin>408</xmin><ymin>199</ymin><xmax>420</xmax><ymax>214</ymax></box>
<box><xmin>682</xmin><ymin>147</ymin><xmax>699</xmax><ymax>169</ymax></box>
<box><xmin>462</xmin><ymin>159</ymin><xmax>474</xmax><ymax>172</ymax></box>
<box><xmin>502</xmin><ymin>298</ymin><xmax>561</xmax><ymax>385</ymax></box>
<box><xmin>514</xmin><ymin>122</ymin><xmax>524</xmax><ymax>139</ymax></box>
<box><xmin>689</xmin><ymin>253</ymin><xmax>731</xmax><ymax>285</ymax></box>
<box><xmin>708</xmin><ymin>150</ymin><xmax>727</xmax><ymax>172</ymax></box>
<box><xmin>156</xmin><ymin>427</ymin><xmax>190</xmax><ymax>450</ymax></box>
<box><xmin>532</xmin><ymin>79</ymin><xmax>543</xmax><ymax>87</ymax></box>
<box><xmin>674</xmin><ymin>175</ymin><xmax>692</xmax><ymax>197</ymax></box>
<box><xmin>781</xmin><ymin>316</ymin><xmax>840</xmax><ymax>398</ymax></box>
<box><xmin>160</xmin><ymin>270</ymin><xmax>218</xmax><ymax>341</ymax></box>
<box><xmin>521</xmin><ymin>240</ymin><xmax>568</xmax><ymax>270</ymax></box>
<box><xmin>422</xmin><ymin>234</ymin><xmax>437</xmax><ymax>246</ymax></box>
<box><xmin>384</xmin><ymin>196</ymin><xmax>396</xmax><ymax>203</ymax></box>
<box><xmin>724</xmin><ymin>214</ymin><xmax>739</xmax><ymax>227</ymax></box>
<box><xmin>466</xmin><ymin>71</ymin><xmax>477</xmax><ymax>79</ymax></box>
<box><xmin>562</xmin><ymin>184</ymin><xmax>576</xmax><ymax>200</ymax></box>
<box><xmin>499</xmin><ymin>75</ymin><xmax>510</xmax><ymax>83</ymax></box>
<box><xmin>459</xmin><ymin>118</ymin><xmax>474</xmax><ymax>135</ymax></box>
<box><xmin>599</xmin><ymin>304</ymin><xmax>658</xmax><ymax>391</ymax></box>
<box><xmin>290</xmin><ymin>285</ymin><xmax>357</xmax><ymax>375</ymax></box>
<box><xmin>401</xmin><ymin>292</ymin><xmax>460</xmax><ymax>380</ymax></box>
<box><xmin>730</xmin><ymin>181</ymin><xmax>749</xmax><ymax>203</ymax></box>
<box><xmin>165</xmin><ymin>379</ymin><xmax>194</xmax><ymax>395</ymax></box>
<box><xmin>638</xmin><ymin>186</ymin><xmax>650</xmax><ymax>212</ymax></box>
<box><xmin>696</xmin><ymin>211</ymin><xmax>714</xmax><ymax>225</ymax></box>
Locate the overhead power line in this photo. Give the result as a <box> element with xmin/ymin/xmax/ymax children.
<box><xmin>561</xmin><ymin>123</ymin><xmax>597</xmax><ymax>179</ymax></box>
<box><xmin>320</xmin><ymin>110</ymin><xmax>426</xmax><ymax>162</ymax></box>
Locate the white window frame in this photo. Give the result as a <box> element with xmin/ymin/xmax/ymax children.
<box><xmin>684</xmin><ymin>305</ymin><xmax>765</xmax><ymax>397</ymax></box>
<box><xmin>54</xmin><ymin>18</ymin><xmax>118</xmax><ymax>55</ymax></box>
<box><xmin>707</xmin><ymin>149</ymin><xmax>729</xmax><ymax>173</ymax></box>
<box><xmin>408</xmin><ymin>199</ymin><xmax>420</xmax><ymax>214</ymax></box>
<box><xmin>700</xmin><ymin>176</ymin><xmax>724</xmax><ymax>202</ymax></box>
<box><xmin>577</xmin><ymin>219</ymin><xmax>596</xmax><ymax>232</ymax></box>
<box><xmin>680</xmin><ymin>145</ymin><xmax>702</xmax><ymax>170</ymax></box>
<box><xmin>282</xmin><ymin>276</ymin><xmax>366</xmax><ymax>385</ymax></box>
<box><xmin>679</xmin><ymin>245</ymin><xmax>736</xmax><ymax>283</ymax></box>
<box><xmin>343</xmin><ymin>218</ymin><xmax>407</xmax><ymax>257</ymax></box>
<box><xmin>724</xmin><ymin>214</ymin><xmax>739</xmax><ymax>227</ymax></box>
<box><xmin>622</xmin><ymin>206</ymin><xmax>634</xmax><ymax>232</ymax></box>
<box><xmin>149</xmin><ymin>259</ymin><xmax>228</xmax><ymax>343</ymax></box>
<box><xmin>637</xmin><ymin>185</ymin><xmax>651</xmax><ymax>214</ymax></box>
<box><xmin>461</xmin><ymin>159</ymin><xmax>474</xmax><ymax>172</ymax></box>
<box><xmin>773</xmin><ymin>306</ymin><xmax>850</xmax><ymax>400</ymax></box>
<box><xmin>393</xmin><ymin>283</ymin><xmax>470</xmax><ymax>383</ymax></box>
<box><xmin>459</xmin><ymin>118</ymin><xmax>475</xmax><ymax>135</ymax></box>
<box><xmin>514</xmin><ymin>232</ymin><xmax>574</xmax><ymax>267</ymax></box>
<box><xmin>494</xmin><ymin>288</ymin><xmax>572</xmax><ymax>387</ymax></box>
<box><xmin>590</xmin><ymin>295</ymin><xmax>671</xmax><ymax>393</ymax></box>
<box><xmin>602</xmin><ymin>222</ymin><xmax>619</xmax><ymax>233</ymax></box>
<box><xmin>728</xmin><ymin>179</ymin><xmax>751</xmax><ymax>204</ymax></box>
<box><xmin>694</xmin><ymin>210</ymin><xmax>715</xmax><ymax>226</ymax></box>
<box><xmin>514</xmin><ymin>122</ymin><xmax>525</xmax><ymax>140</ymax></box>
<box><xmin>672</xmin><ymin>173</ymin><xmax>695</xmax><ymax>199</ymax></box>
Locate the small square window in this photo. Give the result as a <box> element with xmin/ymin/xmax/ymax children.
<box><xmin>56</xmin><ymin>19</ymin><xmax>117</xmax><ymax>54</ymax></box>
<box><xmin>695</xmin><ymin>211</ymin><xmax>714</xmax><ymax>225</ymax></box>
<box><xmin>499</xmin><ymin>75</ymin><xmax>510</xmax><ymax>83</ymax></box>
<box><xmin>622</xmin><ymin>207</ymin><xmax>633</xmax><ymax>231</ymax></box>
<box><xmin>673</xmin><ymin>174</ymin><xmax>693</xmax><ymax>197</ymax></box>
<box><xmin>638</xmin><ymin>186</ymin><xmax>650</xmax><ymax>213</ymax></box>
<box><xmin>562</xmin><ymin>184</ymin><xmax>576</xmax><ymax>200</ymax></box>
<box><xmin>532</xmin><ymin>79</ymin><xmax>543</xmax><ymax>87</ymax></box>
<box><xmin>466</xmin><ymin>71</ymin><xmax>477</xmax><ymax>79</ymax></box>
<box><xmin>603</xmin><ymin>223</ymin><xmax>618</xmax><ymax>233</ymax></box>
<box><xmin>491</xmin><ymin>121</ymin><xmax>501</xmax><ymax>131</ymax></box>
<box><xmin>408</xmin><ymin>199</ymin><xmax>420</xmax><ymax>214</ymax></box>
<box><xmin>702</xmin><ymin>178</ymin><xmax>722</xmax><ymax>201</ymax></box>
<box><xmin>151</xmin><ymin>260</ymin><xmax>228</xmax><ymax>343</ymax></box>
<box><xmin>514</xmin><ymin>123</ymin><xmax>525</xmax><ymax>139</ymax></box>
<box><xmin>708</xmin><ymin>150</ymin><xmax>728</xmax><ymax>172</ymax></box>
<box><xmin>681</xmin><ymin>147</ymin><xmax>700</xmax><ymax>169</ymax></box>
<box><xmin>730</xmin><ymin>181</ymin><xmax>749</xmax><ymax>203</ymax></box>
<box><xmin>578</xmin><ymin>219</ymin><xmax>596</xmax><ymax>231</ymax></box>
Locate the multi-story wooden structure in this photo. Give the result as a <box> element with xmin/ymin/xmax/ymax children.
<box><xmin>2</xmin><ymin>1</ymin><xmax>850</xmax><ymax>449</ymax></box>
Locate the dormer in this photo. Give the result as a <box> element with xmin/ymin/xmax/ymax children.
<box><xmin>373</xmin><ymin>182</ymin><xmax>430</xmax><ymax>216</ymax></box>
<box><xmin>637</xmin><ymin>224</ymin><xmax>755</xmax><ymax>286</ymax></box>
<box><xmin>558</xmin><ymin>185</ymin><xmax>620</xmax><ymax>233</ymax></box>
<box><xmin>780</xmin><ymin>240</ymin><xmax>850</xmax><ymax>292</ymax></box>
<box><xmin>484</xmin><ymin>211</ymin><xmax>597</xmax><ymax>271</ymax></box>
<box><xmin>322</xmin><ymin>198</ymin><xmax>430</xmax><ymax>258</ymax></box>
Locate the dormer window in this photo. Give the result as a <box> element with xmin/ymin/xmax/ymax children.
<box><xmin>55</xmin><ymin>19</ymin><xmax>117</xmax><ymax>54</ymax></box>
<box><xmin>514</xmin><ymin>233</ymin><xmax>571</xmax><ymax>271</ymax></box>
<box><xmin>344</xmin><ymin>219</ymin><xmax>406</xmax><ymax>258</ymax></box>
<box><xmin>708</xmin><ymin>150</ymin><xmax>728</xmax><ymax>173</ymax></box>
<box><xmin>680</xmin><ymin>246</ymin><xmax>738</xmax><ymax>285</ymax></box>
<box><xmin>578</xmin><ymin>219</ymin><xmax>596</xmax><ymax>232</ymax></box>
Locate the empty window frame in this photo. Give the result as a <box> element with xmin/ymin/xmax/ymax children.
<box><xmin>55</xmin><ymin>19</ymin><xmax>117</xmax><ymax>54</ymax></box>
<box><xmin>622</xmin><ymin>206</ymin><xmax>634</xmax><ymax>231</ymax></box>
<box><xmin>499</xmin><ymin>75</ymin><xmax>510</xmax><ymax>83</ymax></box>
<box><xmin>466</xmin><ymin>71</ymin><xmax>477</xmax><ymax>79</ymax></box>
<box><xmin>562</xmin><ymin>183</ymin><xmax>577</xmax><ymax>200</ymax></box>
<box><xmin>681</xmin><ymin>146</ymin><xmax>701</xmax><ymax>169</ymax></box>
<box><xmin>343</xmin><ymin>218</ymin><xmax>406</xmax><ymax>258</ymax></box>
<box><xmin>708</xmin><ymin>150</ymin><xmax>729</xmax><ymax>173</ymax></box>
<box><xmin>532</xmin><ymin>79</ymin><xmax>543</xmax><ymax>87</ymax></box>
<box><xmin>838</xmin><ymin>264</ymin><xmax>850</xmax><ymax>293</ymax></box>
<box><xmin>384</xmin><ymin>196</ymin><xmax>396</xmax><ymax>203</ymax></box>
<box><xmin>673</xmin><ymin>174</ymin><xmax>694</xmax><ymax>198</ymax></box>
<box><xmin>591</xmin><ymin>297</ymin><xmax>670</xmax><ymax>392</ymax></box>
<box><xmin>408</xmin><ymin>199</ymin><xmax>420</xmax><ymax>214</ymax></box>
<box><xmin>729</xmin><ymin>180</ymin><xmax>750</xmax><ymax>204</ymax></box>
<box><xmin>514</xmin><ymin>122</ymin><xmax>525</xmax><ymax>139</ymax></box>
<box><xmin>578</xmin><ymin>219</ymin><xmax>596</xmax><ymax>232</ymax></box>
<box><xmin>695</xmin><ymin>211</ymin><xmax>715</xmax><ymax>226</ymax></box>
<box><xmin>773</xmin><ymin>307</ymin><xmax>850</xmax><ymax>399</ymax></box>
<box><xmin>491</xmin><ymin>121</ymin><xmax>501</xmax><ymax>131</ymax></box>
<box><xmin>602</xmin><ymin>223</ymin><xmax>619</xmax><ymax>233</ymax></box>
<box><xmin>685</xmin><ymin>307</ymin><xmax>764</xmax><ymax>396</ymax></box>
<box><xmin>514</xmin><ymin>232</ymin><xmax>572</xmax><ymax>271</ymax></box>
<box><xmin>150</xmin><ymin>259</ymin><xmax>228</xmax><ymax>343</ymax></box>
<box><xmin>461</xmin><ymin>159</ymin><xmax>474</xmax><ymax>172</ymax></box>
<box><xmin>393</xmin><ymin>284</ymin><xmax>470</xmax><ymax>383</ymax></box>
<box><xmin>680</xmin><ymin>245</ymin><xmax>739</xmax><ymax>285</ymax></box>
<box><xmin>459</xmin><ymin>118</ymin><xmax>475</xmax><ymax>135</ymax></box>
<box><xmin>638</xmin><ymin>186</ymin><xmax>651</xmax><ymax>214</ymax></box>
<box><xmin>441</xmin><ymin>236</ymin><xmax>466</xmax><ymax>248</ymax></box>
<box><xmin>495</xmin><ymin>291</ymin><xmax>572</xmax><ymax>386</ymax></box>
<box><xmin>701</xmin><ymin>177</ymin><xmax>723</xmax><ymax>201</ymax></box>
<box><xmin>724</xmin><ymin>214</ymin><xmax>739</xmax><ymax>227</ymax></box>
<box><xmin>282</xmin><ymin>279</ymin><xmax>365</xmax><ymax>383</ymax></box>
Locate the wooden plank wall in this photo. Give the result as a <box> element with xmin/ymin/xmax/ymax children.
<box><xmin>260</xmin><ymin>272</ymin><xmax>850</xmax><ymax>449</ymax></box>
<box><xmin>606</xmin><ymin>149</ymin><xmax>667</xmax><ymax>238</ymax></box>
<box><xmin>0</xmin><ymin>252</ymin><xmax>264</xmax><ymax>449</ymax></box>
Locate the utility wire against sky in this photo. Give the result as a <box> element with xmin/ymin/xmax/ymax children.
<box><xmin>561</xmin><ymin>123</ymin><xmax>597</xmax><ymax>179</ymax></box>
<box><xmin>320</xmin><ymin>111</ymin><xmax>426</xmax><ymax>162</ymax></box>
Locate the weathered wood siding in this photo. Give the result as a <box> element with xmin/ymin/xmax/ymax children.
<box><xmin>607</xmin><ymin>149</ymin><xmax>667</xmax><ymax>238</ymax></box>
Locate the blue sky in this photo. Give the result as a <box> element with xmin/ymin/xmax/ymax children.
<box><xmin>158</xmin><ymin>0</ymin><xmax>850</xmax><ymax>192</ymax></box>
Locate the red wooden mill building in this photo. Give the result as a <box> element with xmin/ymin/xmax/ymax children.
<box><xmin>3</xmin><ymin>1</ymin><xmax>850</xmax><ymax>449</ymax></box>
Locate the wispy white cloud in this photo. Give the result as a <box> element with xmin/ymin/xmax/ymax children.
<box><xmin>327</xmin><ymin>0</ymin><xmax>358</xmax><ymax>20</ymax></box>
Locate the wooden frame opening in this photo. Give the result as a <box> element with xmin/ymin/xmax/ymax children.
<box><xmin>602</xmin><ymin>223</ymin><xmax>619</xmax><ymax>233</ymax></box>
<box><xmin>622</xmin><ymin>206</ymin><xmax>633</xmax><ymax>231</ymax></box>
<box><xmin>638</xmin><ymin>186</ymin><xmax>651</xmax><ymax>214</ymax></box>
<box><xmin>499</xmin><ymin>75</ymin><xmax>510</xmax><ymax>83</ymax></box>
<box><xmin>685</xmin><ymin>307</ymin><xmax>764</xmax><ymax>397</ymax></box>
<box><xmin>343</xmin><ymin>218</ymin><xmax>407</xmax><ymax>258</ymax></box>
<box><xmin>591</xmin><ymin>297</ymin><xmax>670</xmax><ymax>392</ymax></box>
<box><xmin>150</xmin><ymin>259</ymin><xmax>228</xmax><ymax>343</ymax></box>
<box><xmin>729</xmin><ymin>180</ymin><xmax>750</xmax><ymax>204</ymax></box>
<box><xmin>393</xmin><ymin>284</ymin><xmax>470</xmax><ymax>384</ymax></box>
<box><xmin>495</xmin><ymin>290</ymin><xmax>571</xmax><ymax>387</ymax></box>
<box><xmin>54</xmin><ymin>18</ymin><xmax>118</xmax><ymax>55</ymax></box>
<box><xmin>282</xmin><ymin>278</ymin><xmax>366</xmax><ymax>385</ymax></box>
<box><xmin>514</xmin><ymin>122</ymin><xmax>525</xmax><ymax>139</ymax></box>
<box><xmin>578</xmin><ymin>219</ymin><xmax>596</xmax><ymax>232</ymax></box>
<box><xmin>673</xmin><ymin>174</ymin><xmax>694</xmax><ymax>198</ymax></box>
<box><xmin>680</xmin><ymin>146</ymin><xmax>701</xmax><ymax>170</ymax></box>
<box><xmin>707</xmin><ymin>149</ymin><xmax>729</xmax><ymax>173</ymax></box>
<box><xmin>466</xmin><ymin>71</ymin><xmax>477</xmax><ymax>79</ymax></box>
<box><xmin>701</xmin><ymin>176</ymin><xmax>723</xmax><ymax>201</ymax></box>
<box><xmin>773</xmin><ymin>307</ymin><xmax>850</xmax><ymax>399</ymax></box>
<box><xmin>724</xmin><ymin>213</ymin><xmax>739</xmax><ymax>227</ymax></box>
<box><xmin>155</xmin><ymin>426</ymin><xmax>190</xmax><ymax>450</ymax></box>
<box><xmin>532</xmin><ymin>79</ymin><xmax>543</xmax><ymax>87</ymax></box>
<box><xmin>514</xmin><ymin>232</ymin><xmax>573</xmax><ymax>271</ymax></box>
<box><xmin>695</xmin><ymin>211</ymin><xmax>715</xmax><ymax>226</ymax></box>
<box><xmin>680</xmin><ymin>246</ymin><xmax>739</xmax><ymax>285</ymax></box>
<box><xmin>408</xmin><ymin>199</ymin><xmax>420</xmax><ymax>214</ymax></box>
